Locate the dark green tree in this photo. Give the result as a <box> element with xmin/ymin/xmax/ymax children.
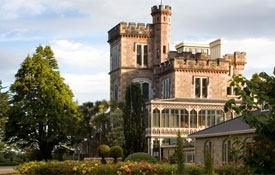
<box><xmin>123</xmin><ymin>83</ymin><xmax>146</xmax><ymax>156</ymax></box>
<box><xmin>4</xmin><ymin>45</ymin><xmax>79</xmax><ymax>161</ymax></box>
<box><xmin>107</xmin><ymin>101</ymin><xmax>124</xmax><ymax>147</ymax></box>
<box><xmin>224</xmin><ymin>67</ymin><xmax>275</xmax><ymax>173</ymax></box>
<box><xmin>0</xmin><ymin>81</ymin><xmax>9</xmax><ymax>140</ymax></box>
<box><xmin>176</xmin><ymin>131</ymin><xmax>185</xmax><ymax>174</ymax></box>
<box><xmin>110</xmin><ymin>145</ymin><xmax>123</xmax><ymax>164</ymax></box>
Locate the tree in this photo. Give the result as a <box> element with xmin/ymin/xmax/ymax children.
<box><xmin>97</xmin><ymin>144</ymin><xmax>110</xmax><ymax>164</ymax></box>
<box><xmin>0</xmin><ymin>81</ymin><xmax>9</xmax><ymax>140</ymax></box>
<box><xmin>176</xmin><ymin>131</ymin><xmax>185</xmax><ymax>174</ymax></box>
<box><xmin>110</xmin><ymin>145</ymin><xmax>123</xmax><ymax>164</ymax></box>
<box><xmin>107</xmin><ymin>101</ymin><xmax>124</xmax><ymax>147</ymax></box>
<box><xmin>4</xmin><ymin>45</ymin><xmax>79</xmax><ymax>161</ymax></box>
<box><xmin>123</xmin><ymin>83</ymin><xmax>146</xmax><ymax>156</ymax></box>
<box><xmin>224</xmin><ymin>67</ymin><xmax>275</xmax><ymax>173</ymax></box>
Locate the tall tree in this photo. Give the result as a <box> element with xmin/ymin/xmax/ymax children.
<box><xmin>123</xmin><ymin>83</ymin><xmax>146</xmax><ymax>156</ymax></box>
<box><xmin>224</xmin><ymin>67</ymin><xmax>275</xmax><ymax>173</ymax></box>
<box><xmin>4</xmin><ymin>45</ymin><xmax>79</xmax><ymax>161</ymax></box>
<box><xmin>0</xmin><ymin>81</ymin><xmax>9</xmax><ymax>152</ymax></box>
<box><xmin>107</xmin><ymin>101</ymin><xmax>124</xmax><ymax>147</ymax></box>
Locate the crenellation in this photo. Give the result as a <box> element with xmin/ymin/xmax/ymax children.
<box><xmin>158</xmin><ymin>55</ymin><xmax>230</xmax><ymax>74</ymax></box>
<box><xmin>108</xmin><ymin>22</ymin><xmax>152</xmax><ymax>42</ymax></box>
<box><xmin>151</xmin><ymin>5</ymin><xmax>172</xmax><ymax>15</ymax></box>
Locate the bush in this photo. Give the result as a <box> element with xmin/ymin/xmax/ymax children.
<box><xmin>124</xmin><ymin>152</ymin><xmax>157</xmax><ymax>163</ymax></box>
<box><xmin>186</xmin><ymin>164</ymin><xmax>206</xmax><ymax>175</ymax></box>
<box><xmin>110</xmin><ymin>146</ymin><xmax>123</xmax><ymax>164</ymax></box>
<box><xmin>97</xmin><ymin>144</ymin><xmax>110</xmax><ymax>164</ymax></box>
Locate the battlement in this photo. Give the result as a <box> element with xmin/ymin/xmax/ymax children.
<box><xmin>151</xmin><ymin>5</ymin><xmax>172</xmax><ymax>15</ymax></box>
<box><xmin>158</xmin><ymin>53</ymin><xmax>230</xmax><ymax>74</ymax></box>
<box><xmin>108</xmin><ymin>22</ymin><xmax>152</xmax><ymax>43</ymax></box>
<box><xmin>224</xmin><ymin>51</ymin><xmax>247</xmax><ymax>65</ymax></box>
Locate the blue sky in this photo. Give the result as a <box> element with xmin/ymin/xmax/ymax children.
<box><xmin>1</xmin><ymin>0</ymin><xmax>274</xmax><ymax>104</ymax></box>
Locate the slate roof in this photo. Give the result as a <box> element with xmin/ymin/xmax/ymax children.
<box><xmin>189</xmin><ymin>110</ymin><xmax>270</xmax><ymax>138</ymax></box>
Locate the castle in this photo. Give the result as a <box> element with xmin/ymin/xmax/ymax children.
<box><xmin>108</xmin><ymin>4</ymin><xmax>246</xmax><ymax>161</ymax></box>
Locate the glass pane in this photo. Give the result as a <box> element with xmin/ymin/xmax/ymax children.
<box><xmin>137</xmin><ymin>45</ymin><xmax>142</xmax><ymax>65</ymax></box>
<box><xmin>195</xmin><ymin>78</ymin><xmax>200</xmax><ymax>97</ymax></box>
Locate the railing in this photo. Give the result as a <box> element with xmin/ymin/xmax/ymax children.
<box><xmin>145</xmin><ymin>127</ymin><xmax>202</xmax><ymax>137</ymax></box>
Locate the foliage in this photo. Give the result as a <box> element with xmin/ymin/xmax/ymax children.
<box><xmin>175</xmin><ymin>131</ymin><xmax>185</xmax><ymax>174</ymax></box>
<box><xmin>97</xmin><ymin>144</ymin><xmax>110</xmax><ymax>164</ymax></box>
<box><xmin>224</xmin><ymin>68</ymin><xmax>275</xmax><ymax>173</ymax></box>
<box><xmin>204</xmin><ymin>149</ymin><xmax>213</xmax><ymax>175</ymax></box>
<box><xmin>107</xmin><ymin>101</ymin><xmax>125</xmax><ymax>147</ymax></box>
<box><xmin>0</xmin><ymin>81</ymin><xmax>9</xmax><ymax>151</ymax></box>
<box><xmin>16</xmin><ymin>160</ymin><xmax>216</xmax><ymax>175</ymax></box>
<box><xmin>123</xmin><ymin>83</ymin><xmax>146</xmax><ymax>156</ymax></box>
<box><xmin>90</xmin><ymin>100</ymin><xmax>110</xmax><ymax>145</ymax></box>
<box><xmin>110</xmin><ymin>145</ymin><xmax>123</xmax><ymax>164</ymax></box>
<box><xmin>214</xmin><ymin>164</ymin><xmax>253</xmax><ymax>175</ymax></box>
<box><xmin>185</xmin><ymin>164</ymin><xmax>206</xmax><ymax>175</ymax></box>
<box><xmin>124</xmin><ymin>152</ymin><xmax>157</xmax><ymax>163</ymax></box>
<box><xmin>4</xmin><ymin>45</ymin><xmax>80</xmax><ymax>161</ymax></box>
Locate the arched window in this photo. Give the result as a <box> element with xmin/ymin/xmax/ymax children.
<box><xmin>132</xmin><ymin>78</ymin><xmax>152</xmax><ymax>100</ymax></box>
<box><xmin>199</xmin><ymin>110</ymin><xmax>206</xmax><ymax>128</ymax></box>
<box><xmin>204</xmin><ymin>140</ymin><xmax>213</xmax><ymax>163</ymax></box>
<box><xmin>180</xmin><ymin>109</ymin><xmax>189</xmax><ymax>128</ymax></box>
<box><xmin>190</xmin><ymin>109</ymin><xmax>197</xmax><ymax>128</ymax></box>
<box><xmin>161</xmin><ymin>109</ymin><xmax>169</xmax><ymax>127</ymax></box>
<box><xmin>222</xmin><ymin>139</ymin><xmax>232</xmax><ymax>164</ymax></box>
<box><xmin>153</xmin><ymin>109</ymin><xmax>160</xmax><ymax>127</ymax></box>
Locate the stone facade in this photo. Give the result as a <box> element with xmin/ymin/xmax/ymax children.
<box><xmin>193</xmin><ymin>133</ymin><xmax>254</xmax><ymax>165</ymax></box>
<box><xmin>108</xmin><ymin>4</ymin><xmax>246</xmax><ymax>160</ymax></box>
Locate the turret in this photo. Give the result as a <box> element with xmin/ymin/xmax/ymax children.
<box><xmin>151</xmin><ymin>5</ymin><xmax>172</xmax><ymax>65</ymax></box>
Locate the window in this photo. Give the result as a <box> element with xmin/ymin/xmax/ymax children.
<box><xmin>170</xmin><ymin>109</ymin><xmax>179</xmax><ymax>127</ymax></box>
<box><xmin>180</xmin><ymin>109</ymin><xmax>189</xmax><ymax>128</ymax></box>
<box><xmin>114</xmin><ymin>85</ymin><xmax>118</xmax><ymax>101</ymax></box>
<box><xmin>132</xmin><ymin>78</ymin><xmax>151</xmax><ymax>100</ymax></box>
<box><xmin>222</xmin><ymin>140</ymin><xmax>232</xmax><ymax>164</ymax></box>
<box><xmin>199</xmin><ymin>110</ymin><xmax>223</xmax><ymax>128</ymax></box>
<box><xmin>195</xmin><ymin>77</ymin><xmax>208</xmax><ymax>98</ymax></box>
<box><xmin>162</xmin><ymin>78</ymin><xmax>171</xmax><ymax>99</ymax></box>
<box><xmin>227</xmin><ymin>86</ymin><xmax>234</xmax><ymax>95</ymax></box>
<box><xmin>190</xmin><ymin>109</ymin><xmax>197</xmax><ymax>128</ymax></box>
<box><xmin>161</xmin><ymin>109</ymin><xmax>169</xmax><ymax>127</ymax></box>
<box><xmin>204</xmin><ymin>140</ymin><xmax>213</xmax><ymax>162</ymax></box>
<box><xmin>153</xmin><ymin>109</ymin><xmax>160</xmax><ymax>127</ymax></box>
<box><xmin>111</xmin><ymin>45</ymin><xmax>120</xmax><ymax>71</ymax></box>
<box><xmin>136</xmin><ymin>44</ymin><xmax>148</xmax><ymax>66</ymax></box>
<box><xmin>142</xmin><ymin>82</ymin><xmax>149</xmax><ymax>100</ymax></box>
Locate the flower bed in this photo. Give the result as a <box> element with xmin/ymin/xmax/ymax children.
<box><xmin>16</xmin><ymin>160</ymin><xmax>207</xmax><ymax>175</ymax></box>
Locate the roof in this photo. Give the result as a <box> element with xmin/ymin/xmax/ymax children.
<box><xmin>189</xmin><ymin>110</ymin><xmax>270</xmax><ymax>138</ymax></box>
<box><xmin>189</xmin><ymin>115</ymin><xmax>253</xmax><ymax>138</ymax></box>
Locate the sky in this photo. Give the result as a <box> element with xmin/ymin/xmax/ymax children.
<box><xmin>0</xmin><ymin>0</ymin><xmax>274</xmax><ymax>104</ymax></box>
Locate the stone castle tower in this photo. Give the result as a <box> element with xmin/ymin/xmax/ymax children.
<box><xmin>108</xmin><ymin>5</ymin><xmax>172</xmax><ymax>102</ymax></box>
<box><xmin>108</xmin><ymin>4</ymin><xmax>246</xmax><ymax>161</ymax></box>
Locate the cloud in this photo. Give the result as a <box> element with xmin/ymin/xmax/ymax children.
<box><xmin>50</xmin><ymin>40</ymin><xmax>109</xmax><ymax>103</ymax></box>
<box><xmin>0</xmin><ymin>0</ymin><xmax>274</xmax><ymax>103</ymax></box>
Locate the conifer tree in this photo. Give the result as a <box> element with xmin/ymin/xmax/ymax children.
<box><xmin>123</xmin><ymin>83</ymin><xmax>146</xmax><ymax>156</ymax></box>
<box><xmin>176</xmin><ymin>131</ymin><xmax>185</xmax><ymax>174</ymax></box>
<box><xmin>5</xmin><ymin>45</ymin><xmax>79</xmax><ymax>161</ymax></box>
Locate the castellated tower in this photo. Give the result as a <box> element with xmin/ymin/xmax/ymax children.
<box><xmin>108</xmin><ymin>5</ymin><xmax>172</xmax><ymax>102</ymax></box>
<box><xmin>151</xmin><ymin>5</ymin><xmax>172</xmax><ymax>65</ymax></box>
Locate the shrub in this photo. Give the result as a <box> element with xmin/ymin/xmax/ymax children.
<box><xmin>110</xmin><ymin>146</ymin><xmax>123</xmax><ymax>164</ymax></box>
<box><xmin>124</xmin><ymin>152</ymin><xmax>157</xmax><ymax>163</ymax></box>
<box><xmin>97</xmin><ymin>144</ymin><xmax>110</xmax><ymax>164</ymax></box>
<box><xmin>186</xmin><ymin>164</ymin><xmax>206</xmax><ymax>175</ymax></box>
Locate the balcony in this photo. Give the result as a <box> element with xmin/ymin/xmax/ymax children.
<box><xmin>145</xmin><ymin>127</ymin><xmax>202</xmax><ymax>137</ymax></box>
